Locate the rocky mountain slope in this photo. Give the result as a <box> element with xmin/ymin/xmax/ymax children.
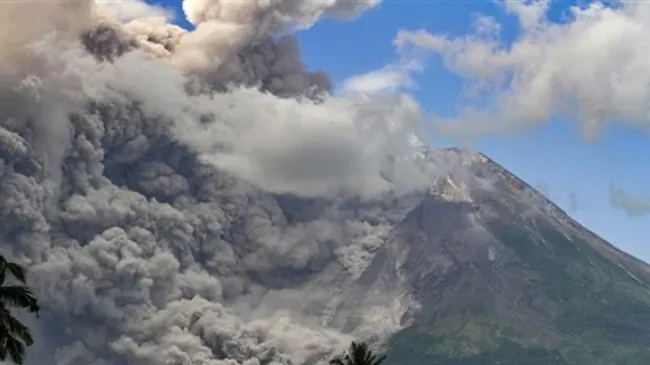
<box><xmin>213</xmin><ymin>145</ymin><xmax>650</xmax><ymax>365</ymax></box>
<box><xmin>376</xmin><ymin>148</ymin><xmax>650</xmax><ymax>365</ymax></box>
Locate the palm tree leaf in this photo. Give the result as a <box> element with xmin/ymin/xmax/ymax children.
<box><xmin>354</xmin><ymin>342</ymin><xmax>368</xmax><ymax>365</ymax></box>
<box><xmin>365</xmin><ymin>354</ymin><xmax>376</xmax><ymax>364</ymax></box>
<box><xmin>5</xmin><ymin>264</ymin><xmax>26</xmax><ymax>284</ymax></box>
<box><xmin>372</xmin><ymin>354</ymin><xmax>386</xmax><ymax>365</ymax></box>
<box><xmin>0</xmin><ymin>310</ymin><xmax>33</xmax><ymax>346</ymax></box>
<box><xmin>1</xmin><ymin>333</ymin><xmax>26</xmax><ymax>364</ymax></box>
<box><xmin>0</xmin><ymin>256</ymin><xmax>37</xmax><ymax>365</ymax></box>
<box><xmin>331</xmin><ymin>340</ymin><xmax>387</xmax><ymax>365</ymax></box>
<box><xmin>343</xmin><ymin>354</ymin><xmax>355</xmax><ymax>365</ymax></box>
<box><xmin>0</xmin><ymin>341</ymin><xmax>6</xmax><ymax>361</ymax></box>
<box><xmin>0</xmin><ymin>256</ymin><xmax>7</xmax><ymax>286</ymax></box>
<box><xmin>0</xmin><ymin>286</ymin><xmax>39</xmax><ymax>314</ymax></box>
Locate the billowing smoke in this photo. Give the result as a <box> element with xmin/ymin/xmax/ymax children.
<box><xmin>568</xmin><ymin>192</ymin><xmax>580</xmax><ymax>213</ymax></box>
<box><xmin>0</xmin><ymin>0</ymin><xmax>446</xmax><ymax>364</ymax></box>
<box><xmin>610</xmin><ymin>185</ymin><xmax>650</xmax><ymax>217</ymax></box>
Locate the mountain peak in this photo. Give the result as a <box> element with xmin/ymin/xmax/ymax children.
<box><xmin>368</xmin><ymin>148</ymin><xmax>650</xmax><ymax>365</ymax></box>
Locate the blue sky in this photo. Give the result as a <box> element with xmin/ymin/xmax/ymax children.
<box><xmin>154</xmin><ymin>0</ymin><xmax>650</xmax><ymax>262</ymax></box>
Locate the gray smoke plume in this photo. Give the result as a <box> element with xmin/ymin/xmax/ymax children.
<box><xmin>0</xmin><ymin>0</ymin><xmax>452</xmax><ymax>364</ymax></box>
<box><xmin>610</xmin><ymin>185</ymin><xmax>650</xmax><ymax>217</ymax></box>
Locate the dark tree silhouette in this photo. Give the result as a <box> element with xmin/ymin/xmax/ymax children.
<box><xmin>0</xmin><ymin>256</ymin><xmax>40</xmax><ymax>365</ymax></box>
<box><xmin>330</xmin><ymin>341</ymin><xmax>387</xmax><ymax>365</ymax></box>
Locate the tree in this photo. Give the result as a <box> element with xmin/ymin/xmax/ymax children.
<box><xmin>0</xmin><ymin>256</ymin><xmax>40</xmax><ymax>365</ymax></box>
<box><xmin>330</xmin><ymin>341</ymin><xmax>387</xmax><ymax>365</ymax></box>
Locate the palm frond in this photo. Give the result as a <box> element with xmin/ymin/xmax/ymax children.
<box><xmin>372</xmin><ymin>354</ymin><xmax>386</xmax><ymax>365</ymax></box>
<box><xmin>0</xmin><ymin>341</ymin><xmax>6</xmax><ymax>361</ymax></box>
<box><xmin>363</xmin><ymin>352</ymin><xmax>372</xmax><ymax>364</ymax></box>
<box><xmin>0</xmin><ymin>333</ymin><xmax>26</xmax><ymax>365</ymax></box>
<box><xmin>330</xmin><ymin>341</ymin><xmax>387</xmax><ymax>365</ymax></box>
<box><xmin>0</xmin><ymin>256</ymin><xmax>28</xmax><ymax>286</ymax></box>
<box><xmin>0</xmin><ymin>286</ymin><xmax>39</xmax><ymax>314</ymax></box>
<box><xmin>0</xmin><ymin>256</ymin><xmax>7</xmax><ymax>286</ymax></box>
<box><xmin>5</xmin><ymin>264</ymin><xmax>26</xmax><ymax>284</ymax></box>
<box><xmin>0</xmin><ymin>310</ymin><xmax>33</xmax><ymax>346</ymax></box>
<box><xmin>0</xmin><ymin>256</ymin><xmax>39</xmax><ymax>364</ymax></box>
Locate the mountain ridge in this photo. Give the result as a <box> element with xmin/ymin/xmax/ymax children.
<box><xmin>438</xmin><ymin>147</ymin><xmax>650</xmax><ymax>285</ymax></box>
<box><xmin>372</xmin><ymin>148</ymin><xmax>650</xmax><ymax>365</ymax></box>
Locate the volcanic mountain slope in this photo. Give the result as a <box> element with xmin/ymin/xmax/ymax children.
<box><xmin>5</xmin><ymin>122</ymin><xmax>650</xmax><ymax>365</ymax></box>
<box><xmin>4</xmin><ymin>4</ymin><xmax>650</xmax><ymax>365</ymax></box>
<box><xmin>371</xmin><ymin>148</ymin><xmax>650</xmax><ymax>365</ymax></box>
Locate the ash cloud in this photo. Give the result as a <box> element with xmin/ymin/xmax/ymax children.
<box><xmin>0</xmin><ymin>0</ymin><xmax>447</xmax><ymax>364</ymax></box>
<box><xmin>568</xmin><ymin>192</ymin><xmax>580</xmax><ymax>213</ymax></box>
<box><xmin>610</xmin><ymin>185</ymin><xmax>650</xmax><ymax>217</ymax></box>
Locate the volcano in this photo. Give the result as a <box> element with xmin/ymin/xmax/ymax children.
<box><xmin>2</xmin><ymin>2</ymin><xmax>649</xmax><ymax>365</ymax></box>
<box><xmin>5</xmin><ymin>130</ymin><xmax>650</xmax><ymax>365</ymax></box>
<box><xmin>371</xmin><ymin>148</ymin><xmax>650</xmax><ymax>365</ymax></box>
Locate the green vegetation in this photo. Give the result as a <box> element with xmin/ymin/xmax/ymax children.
<box><xmin>492</xmin><ymin>221</ymin><xmax>650</xmax><ymax>364</ymax></box>
<box><xmin>0</xmin><ymin>255</ymin><xmax>40</xmax><ymax>365</ymax></box>
<box><xmin>383</xmin><ymin>218</ymin><xmax>650</xmax><ymax>365</ymax></box>
<box><xmin>388</xmin><ymin>328</ymin><xmax>567</xmax><ymax>365</ymax></box>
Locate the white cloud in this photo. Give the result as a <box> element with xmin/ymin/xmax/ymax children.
<box><xmin>339</xmin><ymin>59</ymin><xmax>422</xmax><ymax>95</ymax></box>
<box><xmin>396</xmin><ymin>0</ymin><xmax>650</xmax><ymax>139</ymax></box>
